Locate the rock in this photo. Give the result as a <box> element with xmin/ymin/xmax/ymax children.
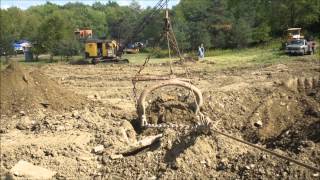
<box><xmin>19</xmin><ymin>111</ymin><xmax>26</xmax><ymax>116</ymax></box>
<box><xmin>313</xmin><ymin>173</ymin><xmax>319</xmax><ymax>177</ymax></box>
<box><xmin>16</xmin><ymin>116</ymin><xmax>34</xmax><ymax>130</ymax></box>
<box><xmin>102</xmin><ymin>156</ymin><xmax>109</xmax><ymax>165</ymax></box>
<box><xmin>302</xmin><ymin>140</ymin><xmax>315</xmax><ymax>149</ymax></box>
<box><xmin>94</xmin><ymin>94</ymin><xmax>101</xmax><ymax>100</ymax></box>
<box><xmin>72</xmin><ymin>111</ymin><xmax>80</xmax><ymax>119</ymax></box>
<box><xmin>10</xmin><ymin>160</ymin><xmax>56</xmax><ymax>179</ymax></box>
<box><xmin>31</xmin><ymin>149</ymin><xmax>44</xmax><ymax>158</ymax></box>
<box><xmin>148</xmin><ymin>176</ymin><xmax>156</xmax><ymax>180</ymax></box>
<box><xmin>281</xmin><ymin>171</ymin><xmax>287</xmax><ymax>177</ymax></box>
<box><xmin>261</xmin><ymin>154</ymin><xmax>267</xmax><ymax>160</ymax></box>
<box><xmin>258</xmin><ymin>168</ymin><xmax>265</xmax><ymax>174</ymax></box>
<box><xmin>254</xmin><ymin>120</ymin><xmax>263</xmax><ymax>128</ymax></box>
<box><xmin>120</xmin><ymin>120</ymin><xmax>136</xmax><ymax>142</ymax></box>
<box><xmin>110</xmin><ymin>154</ymin><xmax>123</xmax><ymax>160</ymax></box>
<box><xmin>93</xmin><ymin>145</ymin><xmax>104</xmax><ymax>154</ymax></box>
<box><xmin>40</xmin><ymin>102</ymin><xmax>50</xmax><ymax>108</ymax></box>
<box><xmin>159</xmin><ymin>163</ymin><xmax>167</xmax><ymax>172</ymax></box>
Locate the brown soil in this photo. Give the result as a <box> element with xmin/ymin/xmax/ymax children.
<box><xmin>1</xmin><ymin>57</ymin><xmax>320</xmax><ymax>179</ymax></box>
<box><xmin>0</xmin><ymin>62</ymin><xmax>86</xmax><ymax>116</ymax></box>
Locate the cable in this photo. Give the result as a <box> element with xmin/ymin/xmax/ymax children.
<box><xmin>211</xmin><ymin>128</ymin><xmax>320</xmax><ymax>172</ymax></box>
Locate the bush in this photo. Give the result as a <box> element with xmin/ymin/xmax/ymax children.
<box><xmin>52</xmin><ymin>40</ymin><xmax>81</xmax><ymax>60</ymax></box>
<box><xmin>151</xmin><ymin>48</ymin><xmax>171</xmax><ymax>58</ymax></box>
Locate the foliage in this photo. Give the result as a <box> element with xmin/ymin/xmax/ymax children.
<box><xmin>52</xmin><ymin>40</ymin><xmax>81</xmax><ymax>60</ymax></box>
<box><xmin>0</xmin><ymin>0</ymin><xmax>319</xmax><ymax>56</ymax></box>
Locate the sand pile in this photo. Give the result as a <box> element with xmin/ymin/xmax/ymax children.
<box><xmin>0</xmin><ymin>62</ymin><xmax>86</xmax><ymax>115</ymax></box>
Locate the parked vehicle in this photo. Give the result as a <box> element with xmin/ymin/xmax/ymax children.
<box><xmin>13</xmin><ymin>40</ymin><xmax>32</xmax><ymax>54</ymax></box>
<box><xmin>123</xmin><ymin>42</ymin><xmax>144</xmax><ymax>54</ymax></box>
<box><xmin>285</xmin><ymin>39</ymin><xmax>314</xmax><ymax>55</ymax></box>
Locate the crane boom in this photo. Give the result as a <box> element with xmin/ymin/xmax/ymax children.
<box><xmin>118</xmin><ymin>0</ymin><xmax>168</xmax><ymax>55</ymax></box>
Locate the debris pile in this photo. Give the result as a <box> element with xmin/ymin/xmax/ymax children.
<box><xmin>0</xmin><ymin>62</ymin><xmax>86</xmax><ymax>115</ymax></box>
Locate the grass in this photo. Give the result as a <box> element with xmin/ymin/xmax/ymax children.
<box><xmin>0</xmin><ymin>54</ymin><xmax>84</xmax><ymax>70</ymax></box>
<box><xmin>1</xmin><ymin>40</ymin><xmax>319</xmax><ymax>71</ymax></box>
<box><xmin>204</xmin><ymin>47</ymin><xmax>291</xmax><ymax>69</ymax></box>
<box><xmin>122</xmin><ymin>53</ymin><xmax>177</xmax><ymax>64</ymax></box>
<box><xmin>124</xmin><ymin>41</ymin><xmax>318</xmax><ymax>70</ymax></box>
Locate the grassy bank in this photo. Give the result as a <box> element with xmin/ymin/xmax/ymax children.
<box><xmin>124</xmin><ymin>41</ymin><xmax>319</xmax><ymax>70</ymax></box>
<box><xmin>1</xmin><ymin>41</ymin><xmax>319</xmax><ymax>71</ymax></box>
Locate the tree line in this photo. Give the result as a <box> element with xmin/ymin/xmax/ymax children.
<box><xmin>0</xmin><ymin>0</ymin><xmax>319</xmax><ymax>58</ymax></box>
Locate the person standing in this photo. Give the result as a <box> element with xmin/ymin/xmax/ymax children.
<box><xmin>198</xmin><ymin>44</ymin><xmax>205</xmax><ymax>60</ymax></box>
<box><xmin>198</xmin><ymin>46</ymin><xmax>202</xmax><ymax>60</ymax></box>
<box><xmin>200</xmin><ymin>43</ymin><xmax>205</xmax><ymax>58</ymax></box>
<box><xmin>311</xmin><ymin>41</ymin><xmax>316</xmax><ymax>54</ymax></box>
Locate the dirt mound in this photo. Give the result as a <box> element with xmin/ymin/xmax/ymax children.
<box><xmin>0</xmin><ymin>62</ymin><xmax>86</xmax><ymax>115</ymax></box>
<box><xmin>242</xmin><ymin>76</ymin><xmax>320</xmax><ymax>143</ymax></box>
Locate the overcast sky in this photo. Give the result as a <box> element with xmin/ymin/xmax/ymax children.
<box><xmin>0</xmin><ymin>0</ymin><xmax>180</xmax><ymax>10</ymax></box>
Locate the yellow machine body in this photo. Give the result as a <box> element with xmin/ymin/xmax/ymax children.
<box><xmin>84</xmin><ymin>40</ymin><xmax>118</xmax><ymax>59</ymax></box>
<box><xmin>85</xmin><ymin>42</ymin><xmax>98</xmax><ymax>57</ymax></box>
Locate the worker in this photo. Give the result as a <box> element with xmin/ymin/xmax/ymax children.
<box><xmin>198</xmin><ymin>44</ymin><xmax>205</xmax><ymax>60</ymax></box>
<box><xmin>198</xmin><ymin>46</ymin><xmax>203</xmax><ymax>60</ymax></box>
<box><xmin>200</xmin><ymin>44</ymin><xmax>205</xmax><ymax>58</ymax></box>
<box><xmin>98</xmin><ymin>48</ymin><xmax>102</xmax><ymax>57</ymax></box>
<box><xmin>311</xmin><ymin>41</ymin><xmax>316</xmax><ymax>54</ymax></box>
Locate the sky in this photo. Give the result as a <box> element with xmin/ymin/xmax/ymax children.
<box><xmin>0</xmin><ymin>0</ymin><xmax>180</xmax><ymax>10</ymax></box>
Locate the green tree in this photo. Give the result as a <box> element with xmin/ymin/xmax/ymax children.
<box><xmin>37</xmin><ymin>13</ymin><xmax>72</xmax><ymax>61</ymax></box>
<box><xmin>229</xmin><ymin>18</ymin><xmax>253</xmax><ymax>48</ymax></box>
<box><xmin>0</xmin><ymin>8</ymin><xmax>22</xmax><ymax>58</ymax></box>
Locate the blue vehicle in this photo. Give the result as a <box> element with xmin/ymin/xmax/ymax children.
<box><xmin>13</xmin><ymin>40</ymin><xmax>31</xmax><ymax>54</ymax></box>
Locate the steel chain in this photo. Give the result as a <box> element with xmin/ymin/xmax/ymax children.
<box><xmin>142</xmin><ymin>112</ymin><xmax>213</xmax><ymax>134</ymax></box>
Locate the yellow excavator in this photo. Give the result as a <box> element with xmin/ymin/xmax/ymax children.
<box><xmin>77</xmin><ymin>0</ymin><xmax>173</xmax><ymax>64</ymax></box>
<box><xmin>84</xmin><ymin>39</ymin><xmax>128</xmax><ymax>64</ymax></box>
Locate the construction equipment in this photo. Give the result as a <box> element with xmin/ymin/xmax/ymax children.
<box><xmin>75</xmin><ymin>28</ymin><xmax>129</xmax><ymax>64</ymax></box>
<box><xmin>76</xmin><ymin>0</ymin><xmax>179</xmax><ymax>64</ymax></box>
<box><xmin>118</xmin><ymin>0</ymin><xmax>178</xmax><ymax>57</ymax></box>
<box><xmin>74</xmin><ymin>29</ymin><xmax>93</xmax><ymax>39</ymax></box>
<box><xmin>84</xmin><ymin>39</ymin><xmax>128</xmax><ymax>64</ymax></box>
<box><xmin>132</xmin><ymin>0</ymin><xmax>189</xmax><ymax>128</ymax></box>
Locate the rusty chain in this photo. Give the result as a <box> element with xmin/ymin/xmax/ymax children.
<box><xmin>142</xmin><ymin>111</ymin><xmax>211</xmax><ymax>132</ymax></box>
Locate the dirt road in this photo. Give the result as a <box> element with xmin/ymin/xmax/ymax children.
<box><xmin>1</xmin><ymin>57</ymin><xmax>319</xmax><ymax>179</ymax></box>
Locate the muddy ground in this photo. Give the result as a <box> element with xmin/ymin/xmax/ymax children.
<box><xmin>1</xmin><ymin>57</ymin><xmax>320</xmax><ymax>179</ymax></box>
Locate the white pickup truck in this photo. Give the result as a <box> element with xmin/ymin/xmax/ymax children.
<box><xmin>285</xmin><ymin>39</ymin><xmax>315</xmax><ymax>55</ymax></box>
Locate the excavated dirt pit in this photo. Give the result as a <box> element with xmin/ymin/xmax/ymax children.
<box><xmin>1</xmin><ymin>58</ymin><xmax>320</xmax><ymax>179</ymax></box>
